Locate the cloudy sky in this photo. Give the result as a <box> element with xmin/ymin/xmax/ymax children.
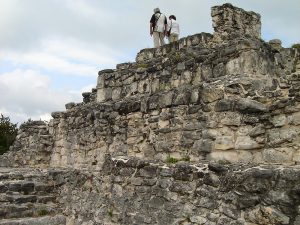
<box><xmin>1</xmin><ymin>0</ymin><xmax>299</xmax><ymax>125</ymax></box>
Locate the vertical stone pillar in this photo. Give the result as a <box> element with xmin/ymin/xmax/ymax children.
<box><xmin>211</xmin><ymin>3</ymin><xmax>261</xmax><ymax>39</ymax></box>
<box><xmin>96</xmin><ymin>69</ymin><xmax>114</xmax><ymax>102</ymax></box>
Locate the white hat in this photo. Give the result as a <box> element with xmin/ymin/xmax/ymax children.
<box><xmin>153</xmin><ymin>8</ymin><xmax>160</xmax><ymax>13</ymax></box>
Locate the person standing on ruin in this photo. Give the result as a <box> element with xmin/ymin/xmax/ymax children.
<box><xmin>166</xmin><ymin>15</ymin><xmax>180</xmax><ymax>43</ymax></box>
<box><xmin>150</xmin><ymin>8</ymin><xmax>167</xmax><ymax>48</ymax></box>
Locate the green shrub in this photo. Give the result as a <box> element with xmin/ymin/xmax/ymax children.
<box><xmin>291</xmin><ymin>43</ymin><xmax>300</xmax><ymax>49</ymax></box>
<box><xmin>0</xmin><ymin>114</ymin><xmax>18</xmax><ymax>155</ymax></box>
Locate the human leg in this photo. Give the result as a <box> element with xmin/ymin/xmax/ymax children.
<box><xmin>158</xmin><ymin>32</ymin><xmax>165</xmax><ymax>46</ymax></box>
<box><xmin>173</xmin><ymin>34</ymin><xmax>179</xmax><ymax>42</ymax></box>
<box><xmin>169</xmin><ymin>34</ymin><xmax>178</xmax><ymax>43</ymax></box>
<box><xmin>153</xmin><ymin>32</ymin><xmax>160</xmax><ymax>47</ymax></box>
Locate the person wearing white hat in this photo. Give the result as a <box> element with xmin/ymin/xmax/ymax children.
<box><xmin>166</xmin><ymin>15</ymin><xmax>180</xmax><ymax>43</ymax></box>
<box><xmin>150</xmin><ymin>8</ymin><xmax>167</xmax><ymax>47</ymax></box>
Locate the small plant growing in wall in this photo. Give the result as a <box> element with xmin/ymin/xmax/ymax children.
<box><xmin>165</xmin><ymin>155</ymin><xmax>191</xmax><ymax>164</ymax></box>
<box><xmin>137</xmin><ymin>63</ymin><xmax>148</xmax><ymax>69</ymax></box>
<box><xmin>165</xmin><ymin>155</ymin><xmax>179</xmax><ymax>164</ymax></box>
<box><xmin>37</xmin><ymin>208</ymin><xmax>49</xmax><ymax>216</ymax></box>
<box><xmin>108</xmin><ymin>208</ymin><xmax>113</xmax><ymax>218</ymax></box>
<box><xmin>181</xmin><ymin>155</ymin><xmax>190</xmax><ymax>162</ymax></box>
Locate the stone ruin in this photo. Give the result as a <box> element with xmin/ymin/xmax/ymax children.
<box><xmin>0</xmin><ymin>3</ymin><xmax>300</xmax><ymax>225</ymax></box>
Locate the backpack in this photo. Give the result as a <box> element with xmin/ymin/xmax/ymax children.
<box><xmin>154</xmin><ymin>13</ymin><xmax>165</xmax><ymax>33</ymax></box>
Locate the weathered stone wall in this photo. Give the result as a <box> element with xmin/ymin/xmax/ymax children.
<box><xmin>48</xmin><ymin>36</ymin><xmax>300</xmax><ymax>168</ymax></box>
<box><xmin>54</xmin><ymin>156</ymin><xmax>300</xmax><ymax>225</ymax></box>
<box><xmin>2</xmin><ymin>3</ymin><xmax>300</xmax><ymax>169</ymax></box>
<box><xmin>2</xmin><ymin>159</ymin><xmax>300</xmax><ymax>225</ymax></box>
<box><xmin>0</xmin><ymin>121</ymin><xmax>53</xmax><ymax>167</ymax></box>
<box><xmin>1</xmin><ymin>3</ymin><xmax>300</xmax><ymax>225</ymax></box>
<box><xmin>211</xmin><ymin>3</ymin><xmax>261</xmax><ymax>40</ymax></box>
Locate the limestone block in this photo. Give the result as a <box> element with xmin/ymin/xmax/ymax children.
<box><xmin>209</xmin><ymin>150</ymin><xmax>253</xmax><ymax>164</ymax></box>
<box><xmin>220</xmin><ymin>112</ymin><xmax>242</xmax><ymax>126</ymax></box>
<box><xmin>214</xmin><ymin>136</ymin><xmax>234</xmax><ymax>150</ymax></box>
<box><xmin>236</xmin><ymin>125</ymin><xmax>252</xmax><ymax>136</ymax></box>
<box><xmin>173</xmin><ymin>90</ymin><xmax>191</xmax><ymax>106</ymax></box>
<box><xmin>226</xmin><ymin>51</ymin><xmax>272</xmax><ymax>76</ymax></box>
<box><xmin>97</xmin><ymin>88</ymin><xmax>110</xmax><ymax>102</ymax></box>
<box><xmin>213</xmin><ymin>63</ymin><xmax>226</xmax><ymax>78</ymax></box>
<box><xmin>159</xmin><ymin>91</ymin><xmax>173</xmax><ymax>107</ymax></box>
<box><xmin>192</xmin><ymin>139</ymin><xmax>213</xmax><ymax>153</ymax></box>
<box><xmin>190</xmin><ymin>216</ymin><xmax>207</xmax><ymax>224</ymax></box>
<box><xmin>158</xmin><ymin>120</ymin><xmax>169</xmax><ymax>129</ymax></box>
<box><xmin>249</xmin><ymin>124</ymin><xmax>265</xmax><ymax>137</ymax></box>
<box><xmin>138</xmin><ymin>79</ymin><xmax>150</xmax><ymax>93</ymax></box>
<box><xmin>139</xmin><ymin>142</ymin><xmax>155</xmax><ymax>158</ymax></box>
<box><xmin>169</xmin><ymin>76</ymin><xmax>179</xmax><ymax>88</ymax></box>
<box><xmin>112</xmin><ymin>87</ymin><xmax>122</xmax><ymax>101</ymax></box>
<box><xmin>215</xmin><ymin>99</ymin><xmax>234</xmax><ymax>112</ymax></box>
<box><xmin>65</xmin><ymin>102</ymin><xmax>76</xmax><ymax>110</ymax></box>
<box><xmin>290</xmin><ymin>112</ymin><xmax>300</xmax><ymax>125</ymax></box>
<box><xmin>201</xmin><ymin>64</ymin><xmax>213</xmax><ymax>80</ymax></box>
<box><xmin>236</xmin><ymin>98</ymin><xmax>268</xmax><ymax>113</ymax></box>
<box><xmin>235</xmin><ymin>136</ymin><xmax>260</xmax><ymax>150</ymax></box>
<box><xmin>268</xmin><ymin>127</ymin><xmax>299</xmax><ymax>146</ymax></box>
<box><xmin>126</xmin><ymin>82</ymin><xmax>138</xmax><ymax>96</ymax></box>
<box><xmin>269</xmin><ymin>39</ymin><xmax>282</xmax><ymax>51</ymax></box>
<box><xmin>127</xmin><ymin>136</ymin><xmax>144</xmax><ymax>145</ymax></box>
<box><xmin>211</xmin><ymin>3</ymin><xmax>261</xmax><ymax>39</ymax></box>
<box><xmin>237</xmin><ymin>150</ymin><xmax>253</xmax><ymax>163</ymax></box>
<box><xmin>192</xmin><ymin>68</ymin><xmax>202</xmax><ymax>85</ymax></box>
<box><xmin>177</xmin><ymin>62</ymin><xmax>185</xmax><ymax>71</ymax></box>
<box><xmin>208</xmin><ymin>151</ymin><xmax>238</xmax><ymax>163</ymax></box>
<box><xmin>201</xmin><ymin>85</ymin><xmax>224</xmax><ymax>103</ymax></box>
<box><xmin>123</xmin><ymin>75</ymin><xmax>135</xmax><ymax>85</ymax></box>
<box><xmin>293</xmin><ymin>150</ymin><xmax>300</xmax><ymax>163</ymax></box>
<box><xmin>180</xmin><ymin>71</ymin><xmax>192</xmax><ymax>85</ymax></box>
<box><xmin>96</xmin><ymin>74</ymin><xmax>105</xmax><ymax>88</ymax></box>
<box><xmin>245</xmin><ymin>206</ymin><xmax>289</xmax><ymax>225</ymax></box>
<box><xmin>269</xmin><ymin>115</ymin><xmax>287</xmax><ymax>127</ymax></box>
<box><xmin>108</xmin><ymin>140</ymin><xmax>127</xmax><ymax>155</ymax></box>
<box><xmin>263</xmin><ymin>148</ymin><xmax>294</xmax><ymax>164</ymax></box>
<box><xmin>151</xmin><ymin>79</ymin><xmax>160</xmax><ymax>93</ymax></box>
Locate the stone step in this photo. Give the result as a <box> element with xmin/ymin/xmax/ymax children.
<box><xmin>0</xmin><ymin>215</ymin><xmax>66</xmax><ymax>225</ymax></box>
<box><xmin>0</xmin><ymin>203</ymin><xmax>60</xmax><ymax>219</ymax></box>
<box><xmin>1</xmin><ymin>193</ymin><xmax>56</xmax><ymax>204</ymax></box>
<box><xmin>0</xmin><ymin>181</ymin><xmax>54</xmax><ymax>195</ymax></box>
<box><xmin>5</xmin><ymin>194</ymin><xmax>38</xmax><ymax>204</ymax></box>
<box><xmin>3</xmin><ymin>193</ymin><xmax>57</xmax><ymax>204</ymax></box>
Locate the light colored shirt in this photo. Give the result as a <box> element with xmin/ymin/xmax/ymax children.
<box><xmin>167</xmin><ymin>19</ymin><xmax>180</xmax><ymax>35</ymax></box>
<box><xmin>153</xmin><ymin>13</ymin><xmax>167</xmax><ymax>33</ymax></box>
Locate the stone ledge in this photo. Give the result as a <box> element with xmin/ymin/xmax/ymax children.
<box><xmin>136</xmin><ymin>32</ymin><xmax>213</xmax><ymax>63</ymax></box>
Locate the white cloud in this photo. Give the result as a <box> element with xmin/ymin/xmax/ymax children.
<box><xmin>42</xmin><ymin>38</ymin><xmax>119</xmax><ymax>65</ymax></box>
<box><xmin>1</xmin><ymin>38</ymin><xmax>120</xmax><ymax>77</ymax></box>
<box><xmin>0</xmin><ymin>69</ymin><xmax>81</xmax><ymax>124</ymax></box>
<box><xmin>63</xmin><ymin>0</ymin><xmax>114</xmax><ymax>21</ymax></box>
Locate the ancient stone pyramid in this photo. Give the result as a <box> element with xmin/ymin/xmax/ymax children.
<box><xmin>0</xmin><ymin>3</ymin><xmax>300</xmax><ymax>225</ymax></box>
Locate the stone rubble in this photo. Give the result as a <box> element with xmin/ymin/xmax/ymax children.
<box><xmin>0</xmin><ymin>3</ymin><xmax>300</xmax><ymax>225</ymax></box>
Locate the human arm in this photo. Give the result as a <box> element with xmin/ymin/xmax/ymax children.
<box><xmin>163</xmin><ymin>16</ymin><xmax>167</xmax><ymax>36</ymax></box>
<box><xmin>150</xmin><ymin>23</ymin><xmax>153</xmax><ymax>36</ymax></box>
<box><xmin>150</xmin><ymin>15</ymin><xmax>155</xmax><ymax>36</ymax></box>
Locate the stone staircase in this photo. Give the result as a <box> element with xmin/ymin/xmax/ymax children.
<box><xmin>0</xmin><ymin>168</ymin><xmax>66</xmax><ymax>225</ymax></box>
